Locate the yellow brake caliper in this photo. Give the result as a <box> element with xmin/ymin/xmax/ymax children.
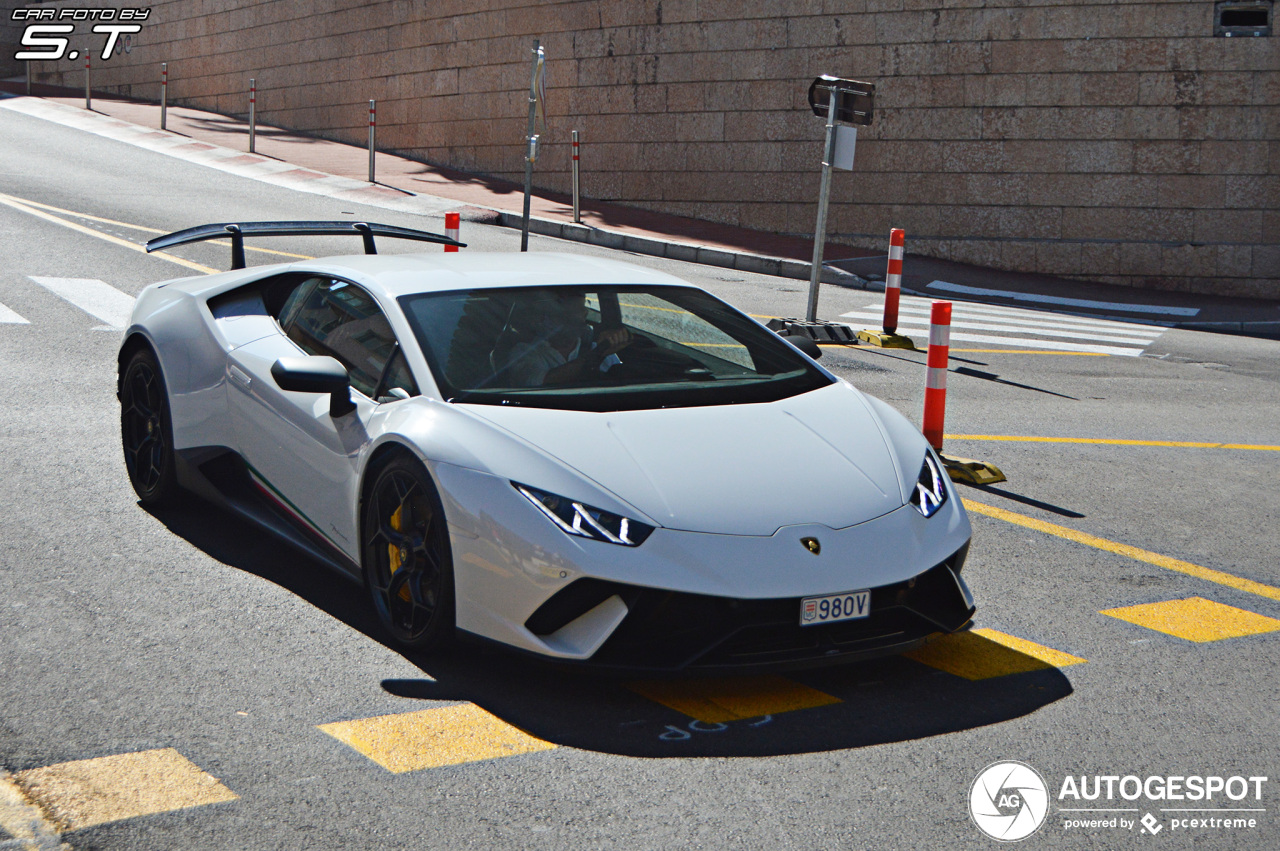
<box><xmin>388</xmin><ymin>503</ymin><xmax>413</xmax><ymax>602</ymax></box>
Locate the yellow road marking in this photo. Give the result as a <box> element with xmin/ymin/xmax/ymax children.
<box><xmin>0</xmin><ymin>192</ymin><xmax>218</xmax><ymax>274</ymax></box>
<box><xmin>627</xmin><ymin>675</ymin><xmax>841</xmax><ymax>723</ymax></box>
<box><xmin>1101</xmin><ymin>597</ymin><xmax>1280</xmax><ymax>643</ymax></box>
<box><xmin>0</xmin><ymin>769</ymin><xmax>62</xmax><ymax>845</ymax></box>
<box><xmin>13</xmin><ymin>748</ymin><xmax>236</xmax><ymax>831</ymax></box>
<box><xmin>904</xmin><ymin>628</ymin><xmax>1085</xmax><ymax>680</ymax></box>
<box><xmin>963</xmin><ymin>499</ymin><xmax>1280</xmax><ymax>602</ymax></box>
<box><xmin>318</xmin><ymin>704</ymin><xmax>555</xmax><ymax>773</ymax></box>
<box><xmin>948</xmin><ymin>434</ymin><xmax>1280</xmax><ymax>451</ymax></box>
<box><xmin>3</xmin><ymin>194</ymin><xmax>312</xmax><ymax>259</ymax></box>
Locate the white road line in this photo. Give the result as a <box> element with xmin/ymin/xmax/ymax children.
<box><xmin>924</xmin><ymin>280</ymin><xmax>1200</xmax><ymax>316</ymax></box>
<box><xmin>869</xmin><ymin>327</ymin><xmax>1148</xmax><ymax>356</ymax></box>
<box><xmin>885</xmin><ymin>302</ymin><xmax>1170</xmax><ymax>333</ymax></box>
<box><xmin>839</xmin><ymin>312</ymin><xmax>1160</xmax><ymax>344</ymax></box>
<box><xmin>28</xmin><ymin>277</ymin><xmax>135</xmax><ymax>329</ymax></box>
<box><xmin>0</xmin><ymin>302</ymin><xmax>29</xmax><ymax>324</ymax></box>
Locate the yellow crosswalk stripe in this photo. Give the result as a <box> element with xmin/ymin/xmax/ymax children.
<box><xmin>319</xmin><ymin>704</ymin><xmax>555</xmax><ymax>773</ymax></box>
<box><xmin>1101</xmin><ymin>597</ymin><xmax>1280</xmax><ymax>643</ymax></box>
<box><xmin>904</xmin><ymin>629</ymin><xmax>1086</xmax><ymax>680</ymax></box>
<box><xmin>13</xmin><ymin>748</ymin><xmax>236</xmax><ymax>831</ymax></box>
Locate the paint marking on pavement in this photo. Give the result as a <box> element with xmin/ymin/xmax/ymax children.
<box><xmin>318</xmin><ymin>704</ymin><xmax>556</xmax><ymax>773</ymax></box>
<box><xmin>28</xmin><ymin>277</ymin><xmax>135</xmax><ymax>329</ymax></box>
<box><xmin>13</xmin><ymin>748</ymin><xmax>237</xmax><ymax>831</ymax></box>
<box><xmin>6</xmin><ymin>195</ymin><xmax>311</xmax><ymax>259</ymax></box>
<box><xmin>963</xmin><ymin>499</ymin><xmax>1280</xmax><ymax>602</ymax></box>
<box><xmin>0</xmin><ymin>192</ymin><xmax>217</xmax><ymax>274</ymax></box>
<box><xmin>0</xmin><ymin>302</ymin><xmax>30</xmax><ymax>324</ymax></box>
<box><xmin>947</xmin><ymin>435</ymin><xmax>1280</xmax><ymax>451</ymax></box>
<box><xmin>903</xmin><ymin>629</ymin><xmax>1086</xmax><ymax>680</ymax></box>
<box><xmin>0</xmin><ymin>769</ymin><xmax>63</xmax><ymax>849</ymax></box>
<box><xmin>627</xmin><ymin>675</ymin><xmax>841</xmax><ymax>723</ymax></box>
<box><xmin>949</xmin><ymin>349</ymin><xmax>1110</xmax><ymax>356</ymax></box>
<box><xmin>1101</xmin><ymin>597</ymin><xmax>1280</xmax><ymax>643</ymax></box>
<box><xmin>924</xmin><ymin>280</ymin><xmax>1201</xmax><ymax>316</ymax></box>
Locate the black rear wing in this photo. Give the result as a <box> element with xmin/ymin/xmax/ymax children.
<box><xmin>145</xmin><ymin>220</ymin><xmax>466</xmax><ymax>270</ymax></box>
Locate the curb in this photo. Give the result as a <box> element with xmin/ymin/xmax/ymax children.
<box><xmin>492</xmin><ymin>211</ymin><xmax>881</xmax><ymax>290</ymax></box>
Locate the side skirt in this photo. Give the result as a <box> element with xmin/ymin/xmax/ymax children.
<box><xmin>174</xmin><ymin>447</ymin><xmax>363</xmax><ymax>583</ymax></box>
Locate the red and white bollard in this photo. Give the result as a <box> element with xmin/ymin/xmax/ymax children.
<box><xmin>920</xmin><ymin>300</ymin><xmax>1007</xmax><ymax>484</ymax></box>
<box><xmin>444</xmin><ymin>212</ymin><xmax>460</xmax><ymax>252</ymax></box>
<box><xmin>854</xmin><ymin>227</ymin><xmax>915</xmax><ymax>348</ymax></box>
<box><xmin>883</xmin><ymin>228</ymin><xmax>904</xmax><ymax>333</ymax></box>
<box><xmin>922</xmin><ymin>301</ymin><xmax>951</xmax><ymax>451</ymax></box>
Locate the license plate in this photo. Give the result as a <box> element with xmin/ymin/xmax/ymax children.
<box><xmin>800</xmin><ymin>590</ymin><xmax>870</xmax><ymax>626</ymax></box>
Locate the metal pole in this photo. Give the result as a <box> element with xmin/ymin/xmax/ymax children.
<box><xmin>368</xmin><ymin>100</ymin><xmax>376</xmax><ymax>183</ymax></box>
<box><xmin>805</xmin><ymin>92</ymin><xmax>839</xmax><ymax>322</ymax></box>
<box><xmin>26</xmin><ymin>61</ymin><xmax>31</xmax><ymax>95</ymax></box>
<box><xmin>84</xmin><ymin>53</ymin><xmax>90</xmax><ymax>110</ymax></box>
<box><xmin>571</xmin><ymin>130</ymin><xmax>581</xmax><ymax>224</ymax></box>
<box><xmin>520</xmin><ymin>39</ymin><xmax>541</xmax><ymax>252</ymax></box>
<box><xmin>160</xmin><ymin>63</ymin><xmax>167</xmax><ymax>130</ymax></box>
<box><xmin>248</xmin><ymin>78</ymin><xmax>256</xmax><ymax>153</ymax></box>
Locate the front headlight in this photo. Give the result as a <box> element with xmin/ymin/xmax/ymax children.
<box><xmin>908</xmin><ymin>452</ymin><xmax>948</xmax><ymax>518</ymax></box>
<box><xmin>514</xmin><ymin>483</ymin><xmax>654</xmax><ymax>546</ymax></box>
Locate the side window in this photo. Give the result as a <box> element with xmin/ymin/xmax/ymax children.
<box><xmin>376</xmin><ymin>348</ymin><xmax>420</xmax><ymax>401</ymax></box>
<box><xmin>282</xmin><ymin>278</ymin><xmax>405</xmax><ymax>399</ymax></box>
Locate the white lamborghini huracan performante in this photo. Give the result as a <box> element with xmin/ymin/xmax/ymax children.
<box><xmin>119</xmin><ymin>221</ymin><xmax>974</xmax><ymax>671</ymax></box>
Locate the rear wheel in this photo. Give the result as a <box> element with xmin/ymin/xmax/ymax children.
<box><xmin>362</xmin><ymin>456</ymin><xmax>455</xmax><ymax>651</ymax></box>
<box><xmin>120</xmin><ymin>349</ymin><xmax>181</xmax><ymax>505</ymax></box>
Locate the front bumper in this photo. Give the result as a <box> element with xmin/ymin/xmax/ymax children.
<box><xmin>521</xmin><ymin>544</ymin><xmax>973</xmax><ymax>672</ymax></box>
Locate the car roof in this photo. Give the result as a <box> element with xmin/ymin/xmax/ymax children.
<box><xmin>288</xmin><ymin>251</ymin><xmax>697</xmax><ymax>298</ymax></box>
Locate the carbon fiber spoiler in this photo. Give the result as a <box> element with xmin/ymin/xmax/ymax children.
<box><xmin>145</xmin><ymin>220</ymin><xmax>466</xmax><ymax>270</ymax></box>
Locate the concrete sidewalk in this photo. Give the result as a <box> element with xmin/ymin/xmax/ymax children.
<box><xmin>4</xmin><ymin>81</ymin><xmax>1279</xmax><ymax>337</ymax></box>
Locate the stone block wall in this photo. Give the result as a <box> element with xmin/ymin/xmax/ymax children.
<box><xmin>20</xmin><ymin>0</ymin><xmax>1280</xmax><ymax>297</ymax></box>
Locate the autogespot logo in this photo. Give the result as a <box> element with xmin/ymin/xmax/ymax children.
<box><xmin>970</xmin><ymin>761</ymin><xmax>1051</xmax><ymax>841</ymax></box>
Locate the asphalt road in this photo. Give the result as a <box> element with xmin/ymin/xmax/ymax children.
<box><xmin>1</xmin><ymin>103</ymin><xmax>1277</xmax><ymax>850</ymax></box>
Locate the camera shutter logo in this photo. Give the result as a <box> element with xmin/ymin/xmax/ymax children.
<box><xmin>969</xmin><ymin>761</ymin><xmax>1050</xmax><ymax>841</ymax></box>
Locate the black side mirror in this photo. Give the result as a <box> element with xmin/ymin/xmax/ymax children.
<box><xmin>782</xmin><ymin>333</ymin><xmax>823</xmax><ymax>360</ymax></box>
<box><xmin>271</xmin><ymin>356</ymin><xmax>356</xmax><ymax>417</ymax></box>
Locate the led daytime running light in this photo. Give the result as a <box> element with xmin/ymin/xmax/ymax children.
<box><xmin>514</xmin><ymin>483</ymin><xmax>653</xmax><ymax>546</ymax></box>
<box><xmin>909</xmin><ymin>453</ymin><xmax>948</xmax><ymax>518</ymax></box>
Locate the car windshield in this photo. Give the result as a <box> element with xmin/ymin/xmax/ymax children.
<box><xmin>398</xmin><ymin>285</ymin><xmax>833</xmax><ymax>412</ymax></box>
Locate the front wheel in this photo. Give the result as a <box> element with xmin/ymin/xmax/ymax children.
<box><xmin>361</xmin><ymin>456</ymin><xmax>455</xmax><ymax>651</ymax></box>
<box><xmin>120</xmin><ymin>348</ymin><xmax>182</xmax><ymax>505</ymax></box>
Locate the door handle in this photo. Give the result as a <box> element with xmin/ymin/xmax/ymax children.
<box><xmin>229</xmin><ymin>364</ymin><xmax>253</xmax><ymax>388</ymax></box>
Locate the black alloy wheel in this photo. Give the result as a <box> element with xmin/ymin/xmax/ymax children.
<box><xmin>362</xmin><ymin>456</ymin><xmax>455</xmax><ymax>651</ymax></box>
<box><xmin>120</xmin><ymin>349</ymin><xmax>181</xmax><ymax>504</ymax></box>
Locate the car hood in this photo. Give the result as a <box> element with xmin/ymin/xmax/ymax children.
<box><xmin>460</xmin><ymin>383</ymin><xmax>906</xmax><ymax>536</ymax></box>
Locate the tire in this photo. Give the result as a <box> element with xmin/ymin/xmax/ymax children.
<box><xmin>120</xmin><ymin>348</ymin><xmax>182</xmax><ymax>505</ymax></box>
<box><xmin>361</xmin><ymin>455</ymin><xmax>456</xmax><ymax>651</ymax></box>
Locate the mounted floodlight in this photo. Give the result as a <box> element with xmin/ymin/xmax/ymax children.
<box><xmin>146</xmin><ymin>220</ymin><xmax>466</xmax><ymax>270</ymax></box>
<box><xmin>807</xmin><ymin>75</ymin><xmax>876</xmax><ymax>127</ymax></box>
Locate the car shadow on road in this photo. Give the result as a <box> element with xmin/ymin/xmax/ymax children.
<box><xmin>148</xmin><ymin>499</ymin><xmax>1074</xmax><ymax>760</ymax></box>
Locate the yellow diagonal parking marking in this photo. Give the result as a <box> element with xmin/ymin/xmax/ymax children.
<box><xmin>1101</xmin><ymin>597</ymin><xmax>1280</xmax><ymax>643</ymax></box>
<box><xmin>14</xmin><ymin>748</ymin><xmax>237</xmax><ymax>831</ymax></box>
<box><xmin>948</xmin><ymin>434</ymin><xmax>1280</xmax><ymax>451</ymax></box>
<box><xmin>319</xmin><ymin>704</ymin><xmax>555</xmax><ymax>773</ymax></box>
<box><xmin>627</xmin><ymin>675</ymin><xmax>841</xmax><ymax>723</ymax></box>
<box><xmin>904</xmin><ymin>629</ymin><xmax>1086</xmax><ymax>680</ymax></box>
<box><xmin>964</xmin><ymin>500</ymin><xmax>1280</xmax><ymax>602</ymax></box>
